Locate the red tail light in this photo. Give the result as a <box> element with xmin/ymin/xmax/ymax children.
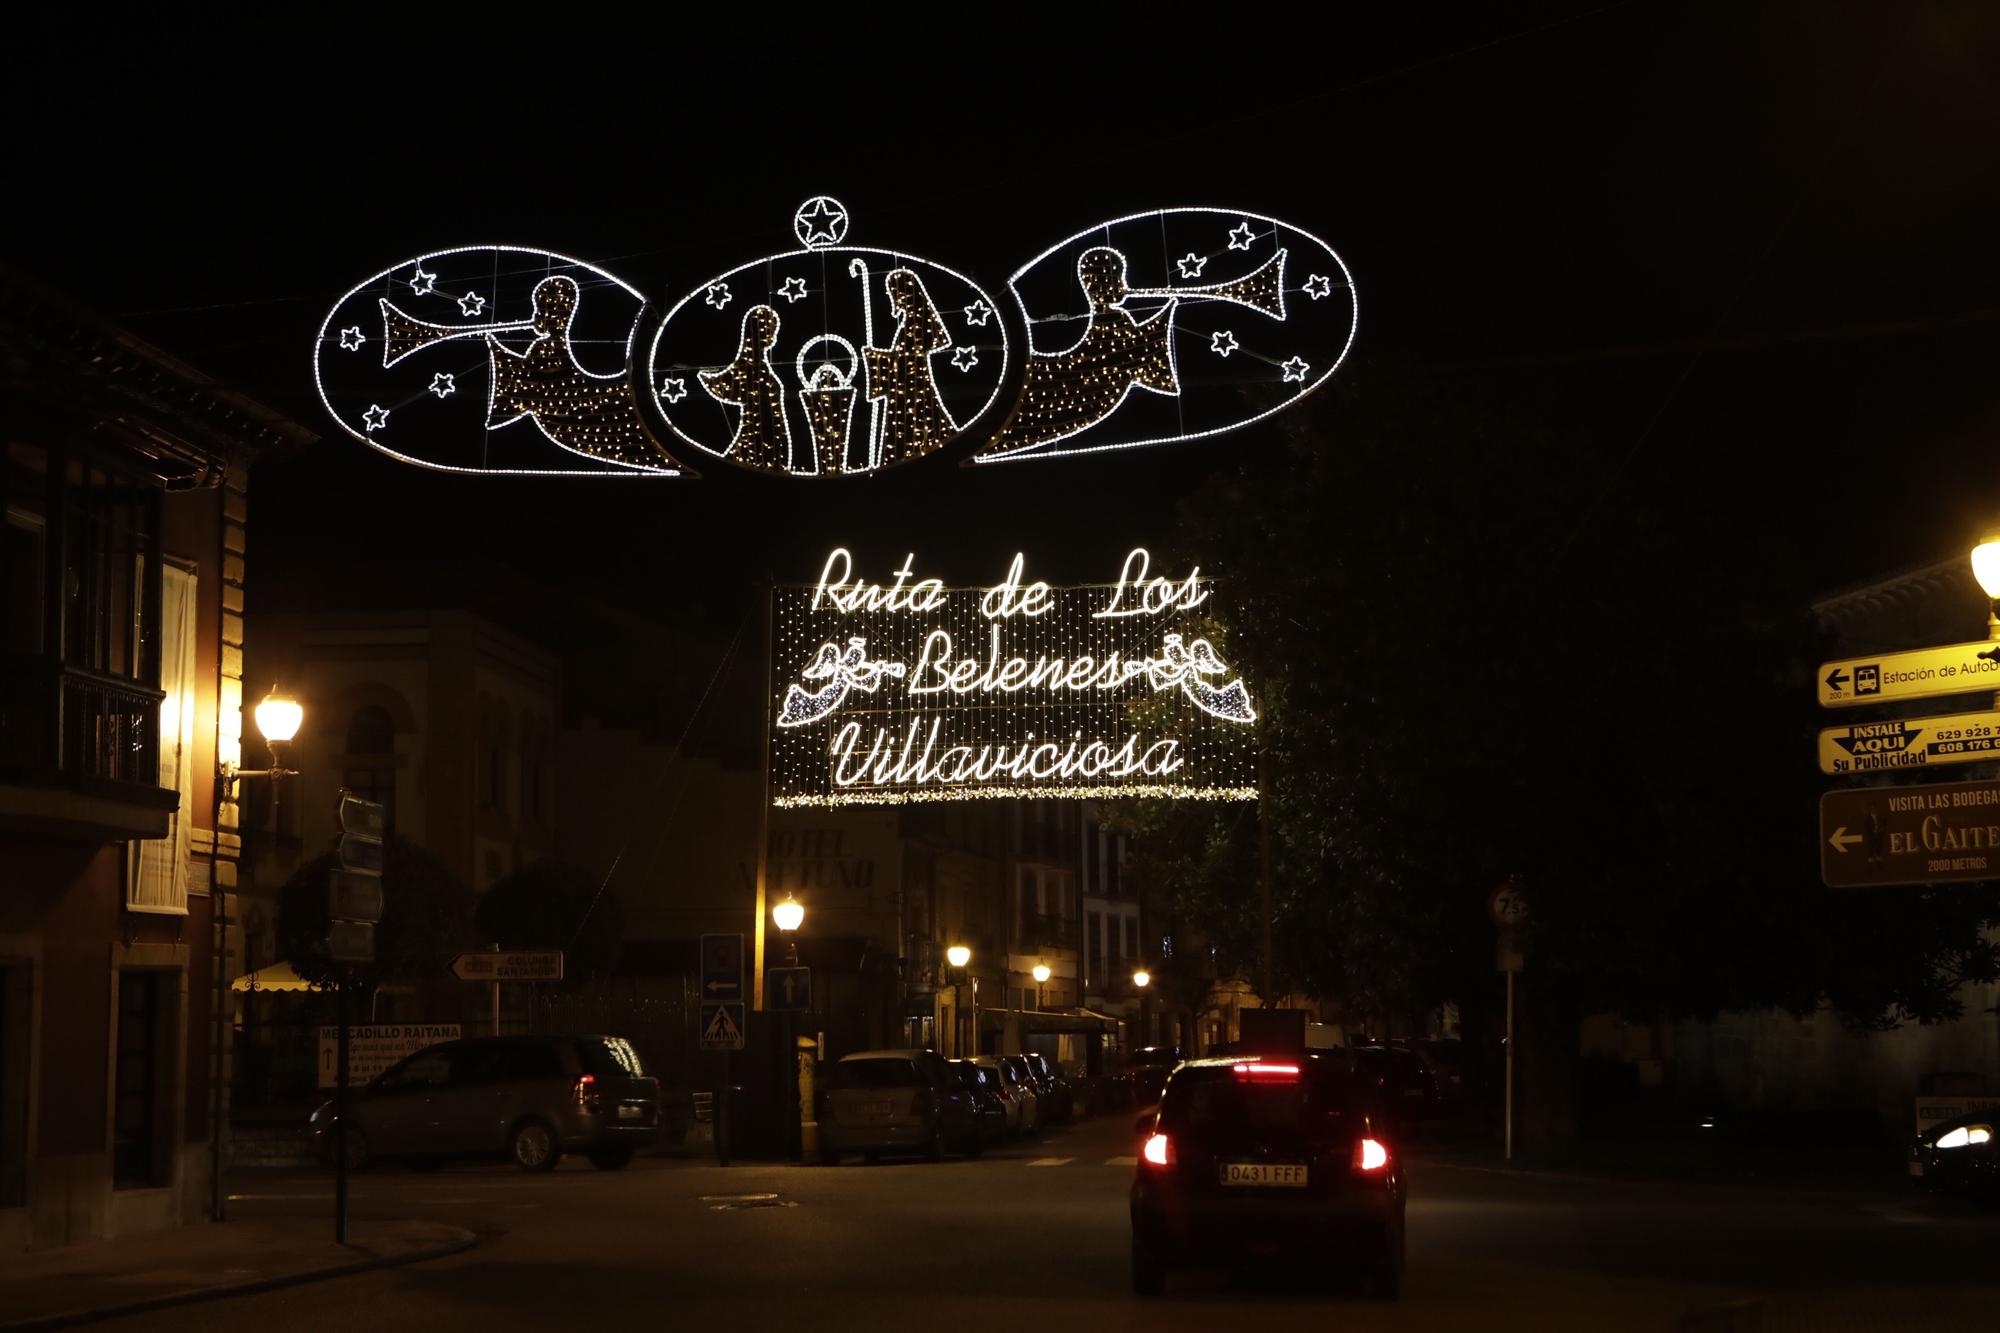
<box><xmin>1232</xmin><ymin>1062</ymin><xmax>1300</xmax><ymax>1080</ymax></box>
<box><xmin>573</xmin><ymin>1074</ymin><xmax>598</xmax><ymax>1108</ymax></box>
<box><xmin>1142</xmin><ymin>1132</ymin><xmax>1172</xmax><ymax>1166</ymax></box>
<box><xmin>1354</xmin><ymin>1137</ymin><xmax>1389</xmax><ymax>1171</ymax></box>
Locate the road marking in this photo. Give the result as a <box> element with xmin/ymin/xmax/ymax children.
<box><xmin>1025</xmin><ymin>1157</ymin><xmax>1074</xmax><ymax>1166</ymax></box>
<box><xmin>1104</xmin><ymin>1155</ymin><xmax>1136</xmax><ymax>1167</ymax></box>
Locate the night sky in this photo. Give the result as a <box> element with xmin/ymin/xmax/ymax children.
<box><xmin>8</xmin><ymin>5</ymin><xmax>1997</xmax><ymax>723</ymax></box>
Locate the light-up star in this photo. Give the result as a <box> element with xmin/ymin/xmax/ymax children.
<box><xmin>409</xmin><ymin>266</ymin><xmax>437</xmax><ymax>295</ymax></box>
<box><xmin>458</xmin><ymin>291</ymin><xmax>486</xmax><ymax>317</ymax></box>
<box><xmin>429</xmin><ymin>372</ymin><xmax>456</xmax><ymax>399</ymax></box>
<box><xmin>794</xmin><ymin>197</ymin><xmax>847</xmax><ymax>247</ymax></box>
<box><xmin>704</xmin><ymin>282</ymin><xmax>731</xmax><ymax>310</ymax></box>
<box><xmin>1177</xmin><ymin>253</ymin><xmax>1208</xmax><ymax>279</ymax></box>
<box><xmin>777</xmin><ymin>276</ymin><xmax>808</xmax><ymax>303</ymax></box>
<box><xmin>338</xmin><ymin>325</ymin><xmax>365</xmax><ymax>351</ymax></box>
<box><xmin>962</xmin><ymin>298</ymin><xmax>993</xmax><ymax>326</ymax></box>
<box><xmin>659</xmin><ymin>376</ymin><xmax>688</xmax><ymax>404</ymax></box>
<box><xmin>1281</xmin><ymin>356</ymin><xmax>1310</xmax><ymax>383</ymax></box>
<box><xmin>1227</xmin><ymin>221</ymin><xmax>1256</xmax><ymax>251</ymax></box>
<box><xmin>950</xmin><ymin>345</ymin><xmax>980</xmax><ymax>372</ymax></box>
<box><xmin>1210</xmin><ymin>330</ymin><xmax>1239</xmax><ymax>358</ymax></box>
<box><xmin>361</xmin><ymin>404</ymin><xmax>390</xmax><ymax>431</ymax></box>
<box><xmin>1303</xmin><ymin>273</ymin><xmax>1333</xmax><ymax>300</ymax></box>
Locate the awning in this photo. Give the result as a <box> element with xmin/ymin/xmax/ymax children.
<box><xmin>977</xmin><ymin>1006</ymin><xmax>1121</xmax><ymax>1033</ymax></box>
<box><xmin>231</xmin><ymin>960</ymin><xmax>321</xmax><ymax>993</ymax></box>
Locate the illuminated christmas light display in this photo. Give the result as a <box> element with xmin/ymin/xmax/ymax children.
<box><xmin>314</xmin><ymin>245</ymin><xmax>690</xmax><ymax>476</ymax></box>
<box><xmin>771</xmin><ymin>548</ymin><xmax>1260</xmax><ymax>808</ymax></box>
<box><xmin>648</xmin><ymin>201</ymin><xmax>1009</xmax><ymax>476</ymax></box>
<box><xmin>313</xmin><ymin>200</ymin><xmax>1354</xmax><ymax>478</ymax></box>
<box><xmin>974</xmin><ymin>206</ymin><xmax>1356</xmax><ymax>464</ymax></box>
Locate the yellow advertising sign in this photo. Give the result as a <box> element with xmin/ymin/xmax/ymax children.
<box><xmin>1817</xmin><ymin>709</ymin><xmax>2000</xmax><ymax>775</ymax></box>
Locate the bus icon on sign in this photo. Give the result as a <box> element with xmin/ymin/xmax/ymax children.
<box><xmin>1854</xmin><ymin>665</ymin><xmax>1881</xmax><ymax>696</ymax></box>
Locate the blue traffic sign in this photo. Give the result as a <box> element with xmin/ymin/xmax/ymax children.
<box><xmin>700</xmin><ymin>933</ymin><xmax>743</xmax><ymax>1002</ymax></box>
<box><xmin>767</xmin><ymin>967</ymin><xmax>811</xmax><ymax>1012</ymax></box>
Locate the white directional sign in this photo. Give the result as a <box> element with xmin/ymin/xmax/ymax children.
<box><xmin>1818</xmin><ymin>709</ymin><xmax>2000</xmax><ymax>775</ymax></box>
<box><xmin>448</xmin><ymin>950</ymin><xmax>564</xmax><ymax>982</ymax></box>
<box><xmin>1817</xmin><ymin>640</ymin><xmax>2000</xmax><ymax>709</ymax></box>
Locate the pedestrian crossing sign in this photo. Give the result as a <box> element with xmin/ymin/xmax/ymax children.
<box><xmin>700</xmin><ymin>1002</ymin><xmax>745</xmax><ymax>1051</ymax></box>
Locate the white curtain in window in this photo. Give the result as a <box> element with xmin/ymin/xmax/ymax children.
<box><xmin>128</xmin><ymin>563</ymin><xmax>196</xmax><ymax>914</ymax></box>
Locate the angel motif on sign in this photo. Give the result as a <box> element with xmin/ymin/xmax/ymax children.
<box><xmin>1147</xmin><ymin>634</ymin><xmax>1259</xmax><ymax>723</ymax></box>
<box><xmin>776</xmin><ymin>638</ymin><xmax>909</xmax><ymax>728</ymax></box>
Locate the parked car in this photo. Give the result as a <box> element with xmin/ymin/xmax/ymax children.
<box><xmin>1131</xmin><ymin>1052</ymin><xmax>1406</xmax><ymax>1298</ymax></box>
<box><xmin>1119</xmin><ymin>1044</ymin><xmax>1185</xmax><ymax>1109</ymax></box>
<box><xmin>1022</xmin><ymin>1052</ymin><xmax>1075</xmax><ymax>1122</ymax></box>
<box><xmin>951</xmin><ymin>1059</ymin><xmax>1011</xmax><ymax>1147</ymax></box>
<box><xmin>817</xmin><ymin>1049</ymin><xmax>981</xmax><ymax>1163</ymax></box>
<box><xmin>1350</xmin><ymin>1045</ymin><xmax>1439</xmax><ymax>1126</ymax></box>
<box><xmin>1000</xmin><ymin>1055</ymin><xmax>1053</xmax><ymax>1130</ymax></box>
<box><xmin>309</xmin><ymin>1034</ymin><xmax>661</xmax><ymax>1172</ymax></box>
<box><xmin>971</xmin><ymin>1054</ymin><xmax>1038</xmax><ymax>1135</ymax></box>
<box><xmin>1910</xmin><ymin>1108</ymin><xmax>1998</xmax><ymax>1206</ymax></box>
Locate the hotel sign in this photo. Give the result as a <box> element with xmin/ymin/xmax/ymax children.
<box><xmin>770</xmin><ymin>548</ymin><xmax>1260</xmax><ymax>808</ymax></box>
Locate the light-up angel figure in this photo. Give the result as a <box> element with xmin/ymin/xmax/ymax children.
<box><xmin>776</xmin><ymin>637</ymin><xmax>909</xmax><ymax>728</ymax></box>
<box><xmin>1147</xmin><ymin>633</ymin><xmax>1257</xmax><ymax>723</ymax></box>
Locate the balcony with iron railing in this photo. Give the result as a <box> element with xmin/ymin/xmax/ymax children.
<box><xmin>0</xmin><ymin>654</ymin><xmax>176</xmax><ymax>839</ymax></box>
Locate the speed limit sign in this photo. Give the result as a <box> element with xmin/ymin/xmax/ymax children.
<box><xmin>1488</xmin><ymin>878</ymin><xmax>1529</xmax><ymax>930</ymax></box>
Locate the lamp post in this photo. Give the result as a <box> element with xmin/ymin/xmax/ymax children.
<box><xmin>772</xmin><ymin>894</ymin><xmax>804</xmax><ymax>1162</ymax></box>
<box><xmin>1033</xmin><ymin>962</ymin><xmax>1051</xmax><ymax>1013</ymax></box>
<box><xmin>1132</xmin><ymin>967</ymin><xmax>1152</xmax><ymax>1052</ymax></box>
<box><xmin>947</xmin><ymin>945</ymin><xmax>972</xmax><ymax>1055</ymax></box>
<box><xmin>221</xmin><ymin>686</ymin><xmax>304</xmax><ymax>817</ymax></box>
<box><xmin>1974</xmin><ymin>536</ymin><xmax>2000</xmax><ymax>704</ymax></box>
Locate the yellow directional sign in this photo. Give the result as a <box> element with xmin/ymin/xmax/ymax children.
<box><xmin>1817</xmin><ymin>639</ymin><xmax>2000</xmax><ymax>708</ymax></box>
<box><xmin>1818</xmin><ymin>709</ymin><xmax>2000</xmax><ymax>775</ymax></box>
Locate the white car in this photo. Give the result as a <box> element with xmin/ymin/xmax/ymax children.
<box><xmin>971</xmin><ymin>1055</ymin><xmax>1039</xmax><ymax>1135</ymax></box>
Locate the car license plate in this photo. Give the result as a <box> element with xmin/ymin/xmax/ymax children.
<box><xmin>1220</xmin><ymin>1162</ymin><xmax>1308</xmax><ymax>1187</ymax></box>
<box><xmin>1908</xmin><ymin>1160</ymin><xmax>1925</xmax><ymax>1178</ymax></box>
<box><xmin>618</xmin><ymin>1104</ymin><xmax>646</xmax><ymax>1121</ymax></box>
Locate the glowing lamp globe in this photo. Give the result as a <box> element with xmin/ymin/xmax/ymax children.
<box><xmin>772</xmin><ymin>896</ymin><xmax>804</xmax><ymax>933</ymax></box>
<box><xmin>1032</xmin><ymin>964</ymin><xmax>1051</xmax><ymax>984</ymax></box>
<box><xmin>946</xmin><ymin>945</ymin><xmax>971</xmax><ymax>969</ymax></box>
<box><xmin>1974</xmin><ymin>537</ymin><xmax>2000</xmax><ymax>600</ymax></box>
<box><xmin>1132</xmin><ymin>969</ymin><xmax>1151</xmax><ymax>989</ymax></box>
<box><xmin>254</xmin><ymin>689</ymin><xmax>304</xmax><ymax>744</ymax></box>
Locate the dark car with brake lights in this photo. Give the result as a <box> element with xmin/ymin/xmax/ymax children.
<box><xmin>1130</xmin><ymin>1051</ymin><xmax>1406</xmax><ymax>1298</ymax></box>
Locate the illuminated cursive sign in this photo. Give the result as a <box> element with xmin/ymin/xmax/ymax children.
<box><xmin>771</xmin><ymin>549</ymin><xmax>1259</xmax><ymax>808</ymax></box>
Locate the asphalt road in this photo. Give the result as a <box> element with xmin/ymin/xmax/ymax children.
<box><xmin>106</xmin><ymin>1115</ymin><xmax>1997</xmax><ymax>1332</ymax></box>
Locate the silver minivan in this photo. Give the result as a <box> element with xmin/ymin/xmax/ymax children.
<box><xmin>312</xmin><ymin>1035</ymin><xmax>661</xmax><ymax>1172</ymax></box>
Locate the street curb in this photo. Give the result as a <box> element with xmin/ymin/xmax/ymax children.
<box><xmin>0</xmin><ymin>1227</ymin><xmax>479</xmax><ymax>1331</ymax></box>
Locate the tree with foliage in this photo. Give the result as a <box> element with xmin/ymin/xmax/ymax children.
<box><xmin>1112</xmin><ymin>366</ymin><xmax>2000</xmax><ymax>1136</ymax></box>
<box><xmin>474</xmin><ymin>861</ymin><xmax>623</xmax><ymax>989</ymax></box>
<box><xmin>277</xmin><ymin>836</ymin><xmax>478</xmax><ymax>990</ymax></box>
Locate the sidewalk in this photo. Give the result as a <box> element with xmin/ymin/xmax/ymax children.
<box><xmin>0</xmin><ymin>1216</ymin><xmax>476</xmax><ymax>1331</ymax></box>
<box><xmin>1413</xmin><ymin>1137</ymin><xmax>1911</xmax><ymax>1195</ymax></box>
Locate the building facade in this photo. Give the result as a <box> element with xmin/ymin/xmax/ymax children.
<box><xmin>0</xmin><ymin>267</ymin><xmax>308</xmax><ymax>1249</ymax></box>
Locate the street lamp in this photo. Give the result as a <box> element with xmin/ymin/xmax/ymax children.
<box><xmin>1033</xmin><ymin>962</ymin><xmax>1051</xmax><ymax>1012</ymax></box>
<box><xmin>1132</xmin><ymin>969</ymin><xmax>1151</xmax><ymax>989</ymax></box>
<box><xmin>773</xmin><ymin>893</ymin><xmax>804</xmax><ymax>965</ymax></box>
<box><xmin>946</xmin><ymin>945</ymin><xmax>973</xmax><ymax>1055</ymax></box>
<box><xmin>1974</xmin><ymin>535</ymin><xmax>2000</xmax><ymax>632</ymax></box>
<box><xmin>221</xmin><ymin>686</ymin><xmax>305</xmax><ymax>819</ymax></box>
